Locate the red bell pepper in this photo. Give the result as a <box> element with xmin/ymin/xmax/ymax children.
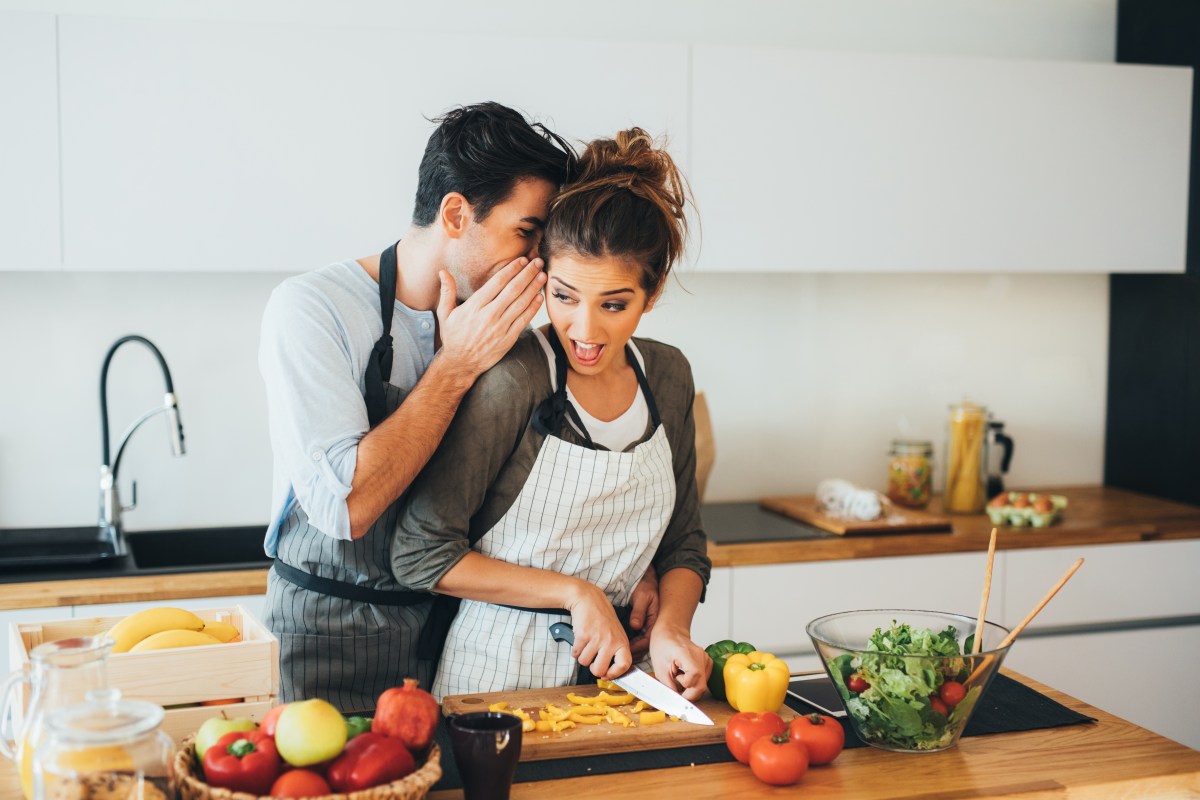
<box><xmin>202</xmin><ymin>730</ymin><xmax>282</xmax><ymax>796</ymax></box>
<box><xmin>326</xmin><ymin>733</ymin><xmax>415</xmax><ymax>793</ymax></box>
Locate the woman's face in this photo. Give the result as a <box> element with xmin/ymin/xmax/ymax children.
<box><xmin>545</xmin><ymin>252</ymin><xmax>655</xmax><ymax>377</ymax></box>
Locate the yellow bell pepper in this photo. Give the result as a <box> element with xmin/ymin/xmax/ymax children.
<box><xmin>722</xmin><ymin>650</ymin><xmax>790</xmax><ymax>712</ymax></box>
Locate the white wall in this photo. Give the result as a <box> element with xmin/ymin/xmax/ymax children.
<box><xmin>0</xmin><ymin>0</ymin><xmax>1116</xmax><ymax>529</ymax></box>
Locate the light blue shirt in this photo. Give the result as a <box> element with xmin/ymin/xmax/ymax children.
<box><xmin>258</xmin><ymin>259</ymin><xmax>436</xmax><ymax>556</ymax></box>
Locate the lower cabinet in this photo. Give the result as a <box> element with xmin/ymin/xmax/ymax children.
<box><xmin>1003</xmin><ymin>624</ymin><xmax>1200</xmax><ymax>750</ymax></box>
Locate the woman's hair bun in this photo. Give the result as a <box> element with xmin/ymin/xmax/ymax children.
<box><xmin>545</xmin><ymin>128</ymin><xmax>692</xmax><ymax>293</ymax></box>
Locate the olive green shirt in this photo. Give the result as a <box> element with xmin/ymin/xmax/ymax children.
<box><xmin>390</xmin><ymin>330</ymin><xmax>712</xmax><ymax>598</ymax></box>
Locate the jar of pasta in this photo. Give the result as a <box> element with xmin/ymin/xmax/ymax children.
<box><xmin>887</xmin><ymin>440</ymin><xmax>933</xmax><ymax>508</ymax></box>
<box><xmin>945</xmin><ymin>402</ymin><xmax>989</xmax><ymax>513</ymax></box>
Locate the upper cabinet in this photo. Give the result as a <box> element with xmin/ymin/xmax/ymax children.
<box><xmin>690</xmin><ymin>46</ymin><xmax>1194</xmax><ymax>272</ymax></box>
<box><xmin>57</xmin><ymin>16</ymin><xmax>688</xmax><ymax>271</ymax></box>
<box><xmin>0</xmin><ymin>12</ymin><xmax>61</xmax><ymax>270</ymax></box>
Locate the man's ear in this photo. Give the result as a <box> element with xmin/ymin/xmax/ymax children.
<box><xmin>440</xmin><ymin>192</ymin><xmax>472</xmax><ymax>239</ymax></box>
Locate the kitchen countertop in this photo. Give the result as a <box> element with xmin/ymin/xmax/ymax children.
<box><xmin>2</xmin><ymin>486</ymin><xmax>1198</xmax><ymax>611</ymax></box>
<box><xmin>1</xmin><ymin>671</ymin><xmax>1194</xmax><ymax>800</ymax></box>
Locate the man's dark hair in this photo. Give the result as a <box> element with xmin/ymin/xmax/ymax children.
<box><xmin>412</xmin><ymin>102</ymin><xmax>576</xmax><ymax>227</ymax></box>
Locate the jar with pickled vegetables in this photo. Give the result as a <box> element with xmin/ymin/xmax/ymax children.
<box><xmin>886</xmin><ymin>440</ymin><xmax>933</xmax><ymax>508</ymax></box>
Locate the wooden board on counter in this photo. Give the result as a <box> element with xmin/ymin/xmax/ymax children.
<box><xmin>442</xmin><ymin>683</ymin><xmax>796</xmax><ymax>761</ymax></box>
<box><xmin>761</xmin><ymin>495</ymin><xmax>952</xmax><ymax>535</ymax></box>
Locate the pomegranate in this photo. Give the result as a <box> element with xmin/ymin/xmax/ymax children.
<box><xmin>372</xmin><ymin>679</ymin><xmax>439</xmax><ymax>752</ymax></box>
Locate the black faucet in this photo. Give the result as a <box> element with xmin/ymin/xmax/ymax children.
<box><xmin>99</xmin><ymin>335</ymin><xmax>186</xmax><ymax>551</ymax></box>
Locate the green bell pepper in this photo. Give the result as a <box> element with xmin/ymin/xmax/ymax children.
<box><xmin>704</xmin><ymin>639</ymin><xmax>757</xmax><ymax>700</ymax></box>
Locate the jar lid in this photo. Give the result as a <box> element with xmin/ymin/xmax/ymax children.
<box><xmin>44</xmin><ymin>689</ymin><xmax>164</xmax><ymax>745</ymax></box>
<box><xmin>890</xmin><ymin>439</ymin><xmax>932</xmax><ymax>455</ymax></box>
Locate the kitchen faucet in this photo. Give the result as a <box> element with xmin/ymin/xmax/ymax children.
<box><xmin>98</xmin><ymin>335</ymin><xmax>186</xmax><ymax>552</ymax></box>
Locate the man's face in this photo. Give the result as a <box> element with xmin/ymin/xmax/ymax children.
<box><xmin>449</xmin><ymin>177</ymin><xmax>556</xmax><ymax>300</ymax></box>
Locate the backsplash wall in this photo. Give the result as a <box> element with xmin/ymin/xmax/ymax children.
<box><xmin>0</xmin><ymin>270</ymin><xmax>1107</xmax><ymax>529</ymax></box>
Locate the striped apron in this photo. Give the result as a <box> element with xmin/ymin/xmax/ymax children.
<box><xmin>264</xmin><ymin>243</ymin><xmax>433</xmax><ymax>712</ymax></box>
<box><xmin>432</xmin><ymin>327</ymin><xmax>676</xmax><ymax>699</ymax></box>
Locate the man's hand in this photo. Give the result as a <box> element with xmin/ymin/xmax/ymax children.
<box><xmin>628</xmin><ymin>567</ymin><xmax>660</xmax><ymax>658</ymax></box>
<box><xmin>437</xmin><ymin>257</ymin><xmax>545</xmax><ymax>380</ymax></box>
<box><xmin>648</xmin><ymin>624</ymin><xmax>711</xmax><ymax>702</ymax></box>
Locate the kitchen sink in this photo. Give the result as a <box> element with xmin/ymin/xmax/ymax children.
<box><xmin>0</xmin><ymin>527</ymin><xmax>122</xmax><ymax>567</ymax></box>
<box><xmin>125</xmin><ymin>526</ymin><xmax>271</xmax><ymax>570</ymax></box>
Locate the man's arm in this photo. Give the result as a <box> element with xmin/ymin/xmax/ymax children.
<box><xmin>345</xmin><ymin>259</ymin><xmax>545</xmax><ymax>538</ymax></box>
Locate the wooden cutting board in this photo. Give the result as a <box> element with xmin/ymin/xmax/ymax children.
<box><xmin>442</xmin><ymin>683</ymin><xmax>797</xmax><ymax>761</ymax></box>
<box><xmin>761</xmin><ymin>495</ymin><xmax>953</xmax><ymax>535</ymax></box>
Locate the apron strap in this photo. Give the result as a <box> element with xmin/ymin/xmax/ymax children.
<box><xmin>272</xmin><ymin>559</ymin><xmax>430</xmax><ymax>607</ymax></box>
<box><xmin>364</xmin><ymin>242</ymin><xmax>399</xmax><ymax>428</ymax></box>
<box><xmin>531</xmin><ymin>327</ymin><xmax>662</xmax><ymax>443</ymax></box>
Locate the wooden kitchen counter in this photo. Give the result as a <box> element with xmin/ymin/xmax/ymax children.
<box><xmin>708</xmin><ymin>484</ymin><xmax>1200</xmax><ymax>567</ymax></box>
<box><xmin>0</xmin><ymin>671</ymin><xmax>1195</xmax><ymax>799</ymax></box>
<box><xmin>2</xmin><ymin>486</ymin><xmax>1198</xmax><ymax>610</ymax></box>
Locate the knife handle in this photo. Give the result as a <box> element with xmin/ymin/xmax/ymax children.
<box><xmin>549</xmin><ymin>622</ymin><xmax>575</xmax><ymax>645</ymax></box>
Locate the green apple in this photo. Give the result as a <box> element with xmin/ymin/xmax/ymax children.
<box><xmin>274</xmin><ymin>699</ymin><xmax>347</xmax><ymax>767</ymax></box>
<box><xmin>194</xmin><ymin>716</ymin><xmax>257</xmax><ymax>759</ymax></box>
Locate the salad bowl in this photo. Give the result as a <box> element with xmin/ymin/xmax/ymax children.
<box><xmin>806</xmin><ymin>609</ymin><xmax>1012</xmax><ymax>753</ymax></box>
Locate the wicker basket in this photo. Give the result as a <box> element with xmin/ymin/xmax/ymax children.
<box><xmin>175</xmin><ymin>735</ymin><xmax>442</xmax><ymax>800</ymax></box>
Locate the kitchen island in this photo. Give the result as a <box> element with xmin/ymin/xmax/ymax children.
<box><xmin>2</xmin><ymin>486</ymin><xmax>1197</xmax><ymax>610</ymax></box>
<box><xmin>0</xmin><ymin>672</ymin><xmax>1195</xmax><ymax>800</ymax></box>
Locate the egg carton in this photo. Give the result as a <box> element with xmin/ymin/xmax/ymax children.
<box><xmin>986</xmin><ymin>492</ymin><xmax>1068</xmax><ymax>528</ymax></box>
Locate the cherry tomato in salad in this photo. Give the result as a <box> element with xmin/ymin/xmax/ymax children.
<box><xmin>939</xmin><ymin>680</ymin><xmax>967</xmax><ymax>707</ymax></box>
<box><xmin>749</xmin><ymin>734</ymin><xmax>809</xmax><ymax>786</ymax></box>
<box><xmin>846</xmin><ymin>673</ymin><xmax>870</xmax><ymax>693</ymax></box>
<box><xmin>725</xmin><ymin>711</ymin><xmax>786</xmax><ymax>764</ymax></box>
<box><xmin>787</xmin><ymin>713</ymin><xmax>845</xmax><ymax>765</ymax></box>
<box><xmin>930</xmin><ymin>696</ymin><xmax>949</xmax><ymax>715</ymax></box>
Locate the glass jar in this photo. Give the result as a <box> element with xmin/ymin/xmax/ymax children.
<box><xmin>886</xmin><ymin>440</ymin><xmax>933</xmax><ymax>508</ymax></box>
<box><xmin>945</xmin><ymin>402</ymin><xmax>989</xmax><ymax>513</ymax></box>
<box><xmin>33</xmin><ymin>689</ymin><xmax>175</xmax><ymax>800</ymax></box>
<box><xmin>0</xmin><ymin>636</ymin><xmax>112</xmax><ymax>800</ymax></box>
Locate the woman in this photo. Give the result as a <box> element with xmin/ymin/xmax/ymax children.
<box><xmin>391</xmin><ymin>129</ymin><xmax>711</xmax><ymax>700</ymax></box>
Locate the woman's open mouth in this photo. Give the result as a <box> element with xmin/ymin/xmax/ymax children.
<box><xmin>571</xmin><ymin>340</ymin><xmax>605</xmax><ymax>367</ymax></box>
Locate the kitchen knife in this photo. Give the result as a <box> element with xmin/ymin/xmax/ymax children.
<box><xmin>549</xmin><ymin>622</ymin><xmax>714</xmax><ymax>726</ymax></box>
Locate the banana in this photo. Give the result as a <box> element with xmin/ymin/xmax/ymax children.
<box><xmin>129</xmin><ymin>629</ymin><xmax>223</xmax><ymax>652</ymax></box>
<box><xmin>201</xmin><ymin>620</ymin><xmax>241</xmax><ymax>643</ymax></box>
<box><xmin>105</xmin><ymin>607</ymin><xmax>206</xmax><ymax>653</ymax></box>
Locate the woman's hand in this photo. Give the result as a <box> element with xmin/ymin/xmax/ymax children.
<box><xmin>628</xmin><ymin>567</ymin><xmax>660</xmax><ymax>658</ymax></box>
<box><xmin>566</xmin><ymin>580</ymin><xmax>633</xmax><ymax>679</ymax></box>
<box><xmin>648</xmin><ymin>624</ymin><xmax>712</xmax><ymax>702</ymax></box>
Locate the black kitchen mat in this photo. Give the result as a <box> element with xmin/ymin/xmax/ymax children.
<box><xmin>431</xmin><ymin>674</ymin><xmax>1095</xmax><ymax>791</ymax></box>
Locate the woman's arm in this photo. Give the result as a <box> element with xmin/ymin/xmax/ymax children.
<box><xmin>648</xmin><ymin>568</ymin><xmax>711</xmax><ymax>700</ymax></box>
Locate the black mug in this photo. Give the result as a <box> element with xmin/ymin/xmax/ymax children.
<box><xmin>447</xmin><ymin>711</ymin><xmax>522</xmax><ymax>800</ymax></box>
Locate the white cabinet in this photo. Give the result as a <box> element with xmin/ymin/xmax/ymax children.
<box><xmin>58</xmin><ymin>16</ymin><xmax>688</xmax><ymax>272</ymax></box>
<box><xmin>1003</xmin><ymin>624</ymin><xmax>1200</xmax><ymax>750</ymax></box>
<box><xmin>691</xmin><ymin>567</ymin><xmax>732</xmax><ymax>648</ymax></box>
<box><xmin>725</xmin><ymin>552</ymin><xmax>996</xmax><ymax>659</ymax></box>
<box><xmin>1001</xmin><ymin>541</ymin><xmax>1200</xmax><ymax>628</ymax></box>
<box><xmin>690</xmin><ymin>46</ymin><xmax>1193</xmax><ymax>273</ymax></box>
<box><xmin>0</xmin><ymin>11</ymin><xmax>61</xmax><ymax>270</ymax></box>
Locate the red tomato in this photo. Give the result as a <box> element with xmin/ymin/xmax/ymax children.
<box><xmin>724</xmin><ymin>711</ymin><xmax>786</xmax><ymax>764</ymax></box>
<box><xmin>749</xmin><ymin>734</ymin><xmax>809</xmax><ymax>786</ymax></box>
<box><xmin>270</xmin><ymin>770</ymin><xmax>331</xmax><ymax>798</ymax></box>
<box><xmin>260</xmin><ymin>704</ymin><xmax>288</xmax><ymax>737</ymax></box>
<box><xmin>939</xmin><ymin>680</ymin><xmax>967</xmax><ymax>708</ymax></box>
<box><xmin>846</xmin><ymin>673</ymin><xmax>870</xmax><ymax>693</ymax></box>
<box><xmin>787</xmin><ymin>713</ymin><xmax>845</xmax><ymax>766</ymax></box>
<box><xmin>930</xmin><ymin>696</ymin><xmax>949</xmax><ymax>715</ymax></box>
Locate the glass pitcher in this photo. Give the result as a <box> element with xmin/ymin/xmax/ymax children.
<box><xmin>945</xmin><ymin>402</ymin><xmax>989</xmax><ymax>513</ymax></box>
<box><xmin>33</xmin><ymin>688</ymin><xmax>175</xmax><ymax>800</ymax></box>
<box><xmin>0</xmin><ymin>636</ymin><xmax>112</xmax><ymax>800</ymax></box>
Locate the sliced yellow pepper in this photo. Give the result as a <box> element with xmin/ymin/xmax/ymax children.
<box><xmin>540</xmin><ymin>704</ymin><xmax>571</xmax><ymax>722</ymax></box>
<box><xmin>596</xmin><ymin>678</ymin><xmax>620</xmax><ymax>691</ymax></box>
<box><xmin>567</xmin><ymin>712</ymin><xmax>605</xmax><ymax>724</ymax></box>
<box><xmin>722</xmin><ymin>651</ymin><xmax>790</xmax><ymax>712</ymax></box>
<box><xmin>605</xmin><ymin>707</ymin><xmax>632</xmax><ymax>728</ymax></box>
<box><xmin>630</xmin><ymin>700</ymin><xmax>654</xmax><ymax>714</ymax></box>
<box><xmin>638</xmin><ymin>710</ymin><xmax>667</xmax><ymax>726</ymax></box>
<box><xmin>488</xmin><ymin>701</ymin><xmax>509</xmax><ymax>712</ymax></box>
<box><xmin>535</xmin><ymin>720</ymin><xmax>554</xmax><ymax>732</ymax></box>
<box><xmin>566</xmin><ymin>691</ymin><xmax>636</xmax><ymax>706</ymax></box>
<box><xmin>566</xmin><ymin>704</ymin><xmax>608</xmax><ymax>716</ymax></box>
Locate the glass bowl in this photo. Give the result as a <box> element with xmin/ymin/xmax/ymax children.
<box><xmin>806</xmin><ymin>609</ymin><xmax>1012</xmax><ymax>753</ymax></box>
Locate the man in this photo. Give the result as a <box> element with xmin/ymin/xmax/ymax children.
<box><xmin>259</xmin><ymin>103</ymin><xmax>657</xmax><ymax>710</ymax></box>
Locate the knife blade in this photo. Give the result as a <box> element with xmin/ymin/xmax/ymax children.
<box><xmin>549</xmin><ymin>621</ymin><xmax>714</xmax><ymax>726</ymax></box>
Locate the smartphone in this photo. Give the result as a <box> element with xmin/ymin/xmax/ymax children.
<box><xmin>787</xmin><ymin>673</ymin><xmax>846</xmax><ymax>718</ymax></box>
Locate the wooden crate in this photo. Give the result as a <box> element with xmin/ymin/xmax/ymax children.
<box><xmin>7</xmin><ymin>605</ymin><xmax>278</xmax><ymax>743</ymax></box>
